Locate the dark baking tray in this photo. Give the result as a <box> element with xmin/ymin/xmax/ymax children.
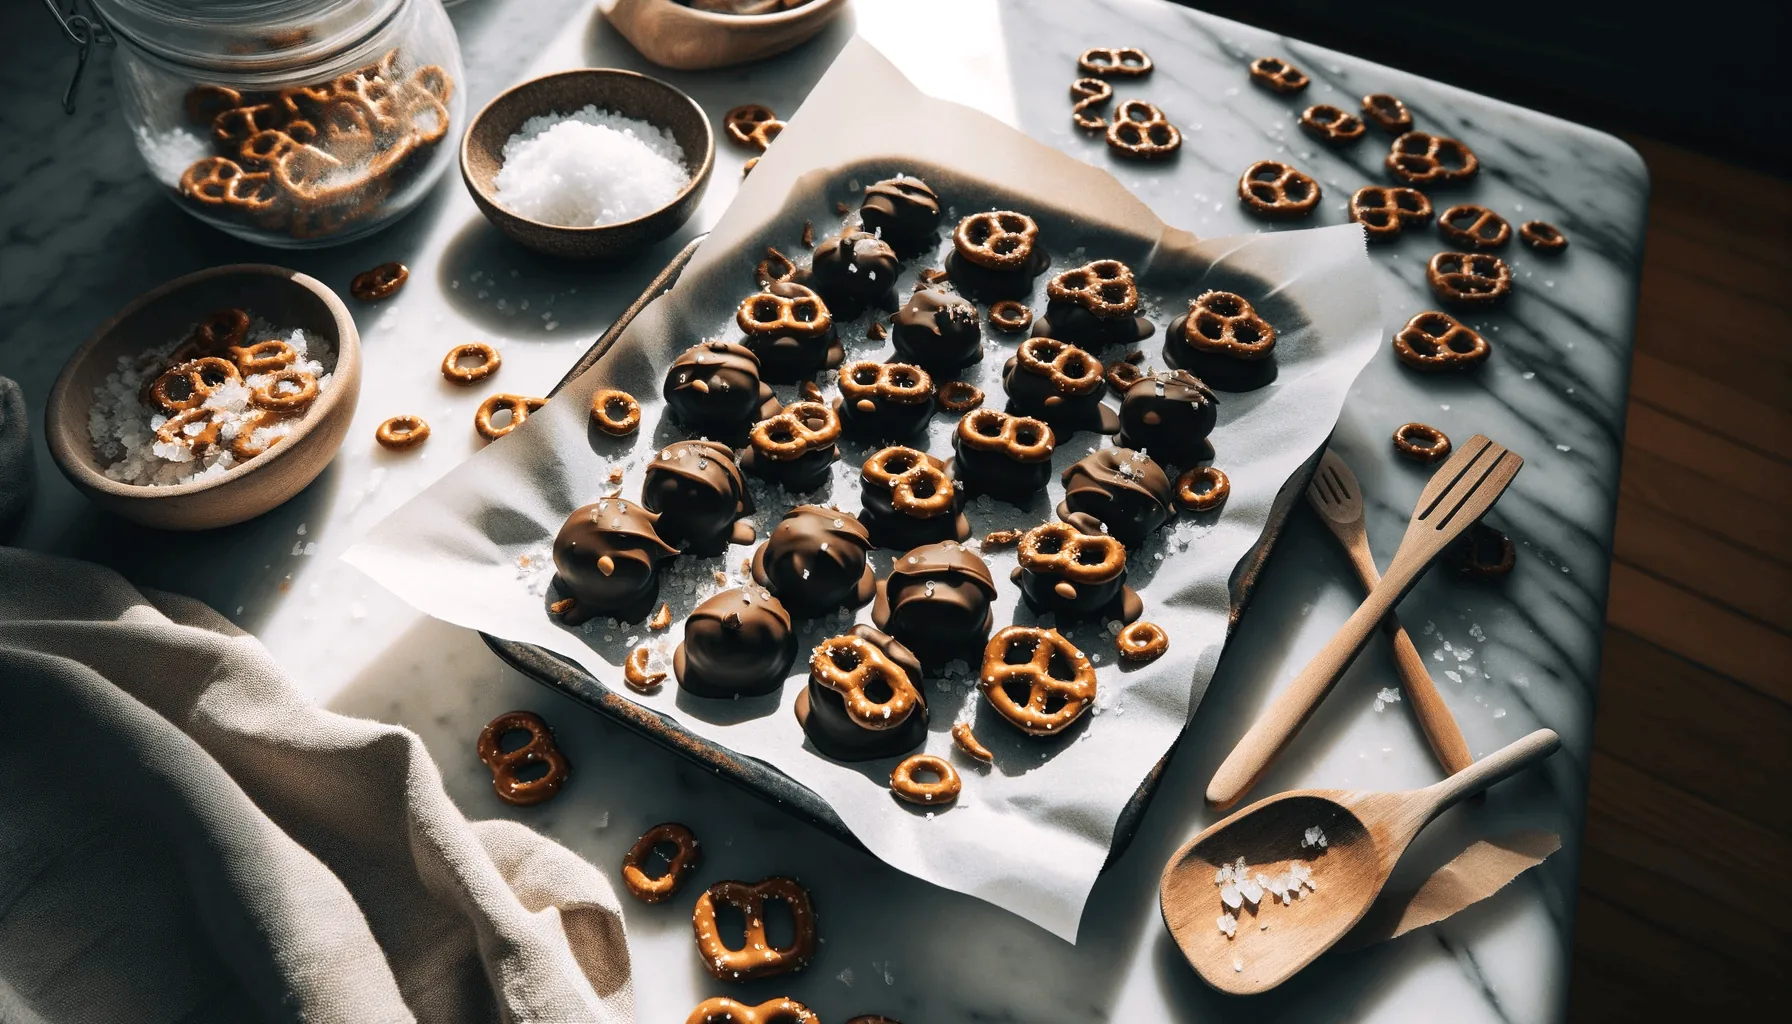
<box><xmin>483</xmin><ymin>234</ymin><xmax>1316</xmax><ymax>868</ymax></box>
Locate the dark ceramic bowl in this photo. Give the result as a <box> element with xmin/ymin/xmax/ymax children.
<box><xmin>460</xmin><ymin>68</ymin><xmax>715</xmax><ymax>259</ymax></box>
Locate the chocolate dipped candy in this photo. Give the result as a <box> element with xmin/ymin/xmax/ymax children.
<box><xmin>1164</xmin><ymin>290</ymin><xmax>1278</xmax><ymax>392</ymax></box>
<box><xmin>949</xmin><ymin>408</ymin><xmax>1055</xmax><ymax>505</ymax></box>
<box><xmin>1116</xmin><ymin>369</ymin><xmax>1218</xmax><ymax>467</ymax></box>
<box><xmin>551</xmin><ymin>498</ymin><xmax>679</xmax><ymax>625</ymax></box>
<box><xmin>790</xmin><ymin>229</ymin><xmax>900</xmax><ymax>319</ymax></box>
<box><xmin>640</xmin><ymin>439</ymin><xmax>757</xmax><ymax>556</ymax></box>
<box><xmin>943</xmin><ymin>210</ymin><xmax>1050</xmax><ymax>300</ymax></box>
<box><xmin>872</xmin><ymin>540</ymin><xmax>999</xmax><ymax>668</ymax></box>
<box><xmin>1016</xmin><ymin>521</ymin><xmax>1142</xmax><ymax>623</ymax></box>
<box><xmin>1030</xmin><ymin>259</ymin><xmax>1155</xmax><ymax>351</ymax></box>
<box><xmin>891</xmin><ymin>286</ymin><xmax>982</xmax><ymax>374</ymax></box>
<box><xmin>858</xmin><ymin>175</ymin><xmax>941</xmax><ymax>258</ymax></box>
<box><xmin>751</xmin><ymin>505</ymin><xmax>876</xmax><ymax>618</ymax></box>
<box><xmin>833</xmin><ymin>359</ymin><xmax>935</xmax><ymax>441</ymax></box>
<box><xmin>858</xmin><ymin>445</ymin><xmax>971</xmax><ymax>550</ymax></box>
<box><xmin>794</xmin><ymin>625</ymin><xmax>929</xmax><ymax>762</ymax></box>
<box><xmin>1056</xmin><ymin>447</ymin><xmax>1175</xmax><ymax>548</ymax></box>
<box><xmin>1002</xmin><ymin>336</ymin><xmax>1119</xmax><ymax>439</ymax></box>
<box><xmin>663</xmin><ymin>340</ymin><xmax>780</xmax><ymax>444</ymax></box>
<box><xmin>735</xmin><ymin>281</ymin><xmax>843</xmax><ymax>383</ymax></box>
<box><xmin>674</xmin><ymin>585</ymin><xmax>798</xmax><ymax>699</ymax></box>
<box><xmin>740</xmin><ymin>401</ymin><xmax>841</xmax><ymax>493</ymax></box>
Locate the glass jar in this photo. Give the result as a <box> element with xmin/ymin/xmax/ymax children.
<box><xmin>93</xmin><ymin>0</ymin><xmax>465</xmax><ymax>247</ymax></box>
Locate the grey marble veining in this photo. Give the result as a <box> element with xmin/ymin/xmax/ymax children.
<box><xmin>0</xmin><ymin>0</ymin><xmax>1646</xmax><ymax>1020</ymax></box>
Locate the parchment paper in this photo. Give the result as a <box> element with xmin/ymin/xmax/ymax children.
<box><xmin>345</xmin><ymin>38</ymin><xmax>1384</xmax><ymax>941</ymax></box>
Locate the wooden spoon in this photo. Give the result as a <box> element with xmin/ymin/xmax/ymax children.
<box><xmin>1160</xmin><ymin>728</ymin><xmax>1560</xmax><ymax>995</ymax></box>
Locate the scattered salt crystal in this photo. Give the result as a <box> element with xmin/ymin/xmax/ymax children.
<box><xmin>1469</xmin><ymin>624</ymin><xmax>1486</xmax><ymax>642</ymax></box>
<box><xmin>1378</xmin><ymin>686</ymin><xmax>1401</xmax><ymax>704</ymax></box>
<box><xmin>1302</xmin><ymin>827</ymin><xmax>1327</xmax><ymax>849</ymax></box>
<box><xmin>1445</xmin><ymin>670</ymin><xmax>1462</xmax><ymax>683</ymax></box>
<box><xmin>493</xmin><ymin>105</ymin><xmax>690</xmax><ymax>227</ymax></box>
<box><xmin>1220</xmin><ymin>883</ymin><xmax>1242</xmax><ymax>909</ymax></box>
<box><xmin>1216</xmin><ymin>913</ymin><xmax>1237</xmax><ymax>938</ymax></box>
<box><xmin>838</xmin><ymin>968</ymin><xmax>854</xmax><ymax>986</ymax></box>
<box><xmin>1492</xmin><ymin>708</ymin><xmax>1507</xmax><ymax>719</ymax></box>
<box><xmin>1233</xmin><ymin>958</ymin><xmax>1243</xmax><ymax>972</ymax></box>
<box><xmin>296</xmin><ymin>523</ymin><xmax>307</xmax><ymax>536</ymax></box>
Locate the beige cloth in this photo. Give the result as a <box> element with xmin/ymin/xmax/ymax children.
<box><xmin>0</xmin><ymin>547</ymin><xmax>634</xmax><ymax>1024</ymax></box>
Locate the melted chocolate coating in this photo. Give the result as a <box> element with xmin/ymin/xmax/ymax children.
<box><xmin>1164</xmin><ymin>313</ymin><xmax>1278</xmax><ymax>392</ymax></box>
<box><xmin>751</xmin><ymin>505</ymin><xmax>876</xmax><ymax>617</ymax></box>
<box><xmin>949</xmin><ymin>426</ymin><xmax>1053</xmax><ymax>505</ymax></box>
<box><xmin>552</xmin><ymin>498</ymin><xmax>679</xmax><ymax>625</ymax></box>
<box><xmin>1001</xmin><ymin>345</ymin><xmax>1120</xmax><ymax>439</ymax></box>
<box><xmin>740</xmin><ymin>406</ymin><xmax>840</xmax><ymax>493</ymax></box>
<box><xmin>795</xmin><ymin>625</ymin><xmax>929</xmax><ymax>761</ymax></box>
<box><xmin>872</xmin><ymin>540</ymin><xmax>999</xmax><ymax>667</ymax></box>
<box><xmin>640</xmin><ymin>440</ymin><xmax>757</xmax><ymax>556</ymax></box>
<box><xmin>891</xmin><ymin>287</ymin><xmax>983</xmax><ymax>374</ymax></box>
<box><xmin>1116</xmin><ymin>369</ymin><xmax>1219</xmax><ymax>467</ymax></box>
<box><xmin>674</xmin><ymin>585</ymin><xmax>797</xmax><ymax>698</ymax></box>
<box><xmin>858</xmin><ymin>176</ymin><xmax>941</xmax><ymax>259</ymax></box>
<box><xmin>790</xmin><ymin>229</ymin><xmax>900</xmax><ymax>319</ymax></box>
<box><xmin>1031</xmin><ymin>301</ymin><xmax>1156</xmax><ymax>351</ymax></box>
<box><xmin>1056</xmin><ymin>447</ymin><xmax>1175</xmax><ymax>548</ymax></box>
<box><xmin>834</xmin><ymin>388</ymin><xmax>934</xmax><ymax>442</ymax></box>
<box><xmin>663</xmin><ymin>340</ymin><xmax>781</xmax><ymax>444</ymax></box>
<box><xmin>1017</xmin><ymin>524</ymin><xmax>1142</xmax><ymax>623</ymax></box>
<box><xmin>859</xmin><ymin>462</ymin><xmax>972</xmax><ymax>551</ymax></box>
<box><xmin>943</xmin><ymin>247</ymin><xmax>1050</xmax><ymax>301</ymax></box>
<box><xmin>739</xmin><ymin>280</ymin><xmax>844</xmax><ymax>384</ymax></box>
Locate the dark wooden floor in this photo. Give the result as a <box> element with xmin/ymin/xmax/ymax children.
<box><xmin>1568</xmin><ymin>136</ymin><xmax>1791</xmax><ymax>1019</ymax></box>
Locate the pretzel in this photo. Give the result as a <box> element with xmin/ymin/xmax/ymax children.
<box><xmin>840</xmin><ymin>360</ymin><xmax>934</xmax><ymax>410</ymax></box>
<box><xmin>475</xmin><ymin>394</ymin><xmax>546</xmax><ymax>441</ymax></box>
<box><xmin>867</xmin><ymin>320</ymin><xmax>886</xmax><ymax>341</ymax></box>
<box><xmin>227</xmin><ymin>339</ymin><xmax>297</xmax><ymax>374</ymax></box>
<box><xmin>239</xmin><ymin>126</ymin><xmax>312</xmax><ymax>168</ymax></box>
<box><xmin>228</xmin><ymin>409</ymin><xmax>287</xmax><ymax>460</ymax></box>
<box><xmin>1521</xmin><ymin>220</ymin><xmax>1568</xmax><ymax>253</ymax></box>
<box><xmin>149</xmin><ymin>357</ymin><xmax>240</xmax><ymax>412</ymax></box>
<box><xmin>1014</xmin><ymin>337</ymin><xmax>1104</xmax><ymax>396</ymax></box>
<box><xmin>1427</xmin><ymin>252</ymin><xmax>1512</xmax><ymax>305</ymax></box>
<box><xmin>987</xmin><ymin>299</ymin><xmax>1033</xmax><ymax>332</ymax></box>
<box><xmin>979</xmin><ymin>626</ymin><xmax>1098</xmax><ymax>736</ymax></box>
<box><xmin>476</xmin><ymin>711</ymin><xmax>571</xmax><ymax>806</ymax></box>
<box><xmin>685</xmin><ymin>997</ymin><xmax>817</xmax><ymax>1024</ymax></box>
<box><xmin>983</xmin><ymin>528</ymin><xmax>1023</xmax><ymax>547</ymax></box>
<box><xmin>749</xmin><ymin>401</ymin><xmax>840</xmax><ymax>461</ymax></box>
<box><xmin>179</xmin><ymin>157</ymin><xmax>248</xmax><ymax>206</ymax></box>
<box><xmin>692</xmin><ymin>878</ymin><xmax>817</xmax><ymax>981</ymax></box>
<box><xmin>889</xmin><ymin>754</ymin><xmax>960</xmax><ymax>805</ymax></box>
<box><xmin>1105</xmin><ymin>100</ymin><xmax>1181</xmax><ymax>159</ymax></box>
<box><xmin>153</xmin><ymin>407</ymin><xmax>223</xmax><ymax>449</ymax></box>
<box><xmin>621</xmin><ymin>823</ymin><xmax>701</xmax><ymax>903</ymax></box>
<box><xmin>1451</xmin><ymin>523</ymin><xmax>1516</xmax><ymax>578</ymax></box>
<box><xmin>736</xmin><ymin>286</ymin><xmax>832</xmax><ymax>337</ymax></box>
<box><xmin>591</xmin><ymin>388</ymin><xmax>642</xmax><ymax>435</ymax></box>
<box><xmin>935</xmin><ymin>380</ymin><xmax>984</xmax><ymax>413</ymax></box>
<box><xmin>723</xmin><ymin>105</ymin><xmax>784</xmax><ymax>151</ymax></box>
<box><xmin>1238</xmin><ymin>160</ymin><xmax>1321</xmax><ymax>219</ymax></box>
<box><xmin>184</xmin><ymin>84</ymin><xmax>242</xmax><ymax>125</ymax></box>
<box><xmin>1174</xmin><ymin>465</ymin><xmax>1230</xmax><ymax>512</ymax></box>
<box><xmin>862</xmin><ymin>446</ymin><xmax>956</xmax><ymax>518</ymax></box>
<box><xmin>1299</xmin><ymin>104</ymin><xmax>1366</xmax><ymax>144</ymax></box>
<box><xmin>442</xmin><ymin>341</ymin><xmax>501</xmax><ymax>384</ymax></box>
<box><xmin>1077</xmin><ymin>47</ymin><xmax>1153</xmax><ymax>77</ymax></box>
<box><xmin>623</xmin><ymin>646</ymin><xmax>666</xmax><ymax>692</ymax></box>
<box><xmin>219</xmin><ymin>168</ymin><xmax>284</xmax><ymax>220</ymax></box>
<box><xmin>1105</xmin><ymin>361</ymin><xmax>1144</xmax><ymax>396</ymax></box>
<box><xmin>1183</xmin><ymin>291</ymin><xmax>1276</xmax><ymax>359</ymax></box>
<box><xmin>741</xmin><ymin>157</ymin><xmax>758</xmax><ymax>177</ymax></box>
<box><xmin>951</xmin><ymin>722</ymin><xmax>994</xmax><ymax>763</ymax></box>
<box><xmin>1362</xmin><ymin>93</ymin><xmax>1413</xmax><ymax>133</ymax></box>
<box><xmin>1069</xmin><ymin>77</ymin><xmax>1114</xmax><ymax>130</ymax></box>
<box><xmin>1020</xmin><ymin>521</ymin><xmax>1128</xmax><ymax>588</ymax></box>
<box><xmin>211</xmin><ymin>103</ymin><xmax>292</xmax><ymax>148</ymax></box>
<box><xmin>1117</xmin><ymin>621</ymin><xmax>1168</xmax><ymax>663</ymax></box>
<box><xmin>1393</xmin><ymin>310</ymin><xmax>1491</xmax><ymax>371</ymax></box>
<box><xmin>375</xmin><ymin>414</ymin><xmax>429</xmax><ymax>449</ymax></box>
<box><xmin>955</xmin><ymin>408</ymin><xmax>1054</xmax><ymax>462</ymax></box>
<box><xmin>184</xmin><ymin>308</ymin><xmax>252</xmax><ymax>357</ymax></box>
<box><xmin>1249</xmin><ymin>56</ymin><xmax>1309</xmax><ymax>93</ymax></box>
<box><xmin>755</xmin><ymin>246</ymin><xmax>796</xmax><ymax>286</ymax></box>
<box><xmin>810</xmin><ymin>633</ymin><xmax>922</xmax><ymax>729</ymax></box>
<box><xmin>250</xmin><ymin>369</ymin><xmax>319</xmax><ymax>412</ymax></box>
<box><xmin>1350</xmin><ymin>185</ymin><xmax>1433</xmax><ymax>241</ymax></box>
<box><xmin>953</xmin><ymin>211</ymin><xmax>1040</xmax><ymax>271</ymax></box>
<box><xmin>1046</xmin><ymin>260</ymin><xmax>1139</xmax><ymax>318</ymax></box>
<box><xmin>351</xmin><ymin>261</ymin><xmax>409</xmax><ymax>301</ymax></box>
<box><xmin>1393</xmin><ymin>422</ymin><xmax>1451</xmax><ymax>463</ymax></box>
<box><xmin>1437</xmin><ymin>204</ymin><xmax>1511</xmax><ymax>250</ymax></box>
<box><xmin>1386</xmin><ymin>131</ymin><xmax>1479</xmax><ymax>184</ymax></box>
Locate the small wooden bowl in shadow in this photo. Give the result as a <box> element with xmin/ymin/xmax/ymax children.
<box><xmin>460</xmin><ymin>68</ymin><xmax>715</xmax><ymax>259</ymax></box>
<box><xmin>602</xmin><ymin>0</ymin><xmax>851</xmax><ymax>71</ymax></box>
<box><xmin>45</xmin><ymin>265</ymin><xmax>361</xmax><ymax>531</ymax></box>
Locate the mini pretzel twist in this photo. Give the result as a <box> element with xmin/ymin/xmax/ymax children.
<box><xmin>951</xmin><ymin>722</ymin><xmax>994</xmax><ymax>762</ymax></box>
<box><xmin>1046</xmin><ymin>259</ymin><xmax>1139</xmax><ymax>318</ymax></box>
<box><xmin>621</xmin><ymin>822</ymin><xmax>701</xmax><ymax>903</ymax></box>
<box><xmin>692</xmin><ymin>878</ymin><xmax>817</xmax><ymax>981</ymax></box>
<box><xmin>1238</xmin><ymin>160</ymin><xmax>1321</xmax><ymax>219</ymax></box>
<box><xmin>986</xmin><ymin>299</ymin><xmax>1033</xmax><ymax>332</ymax></box>
<box><xmin>1105</xmin><ymin>100</ymin><xmax>1181</xmax><ymax>159</ymax></box>
<box><xmin>624</xmin><ymin>646</ymin><xmax>667</xmax><ymax>692</ymax></box>
<box><xmin>1014</xmin><ymin>337</ymin><xmax>1104</xmax><ymax>396</ymax></box>
<box><xmin>222</xmin><ymin>169</ymin><xmax>283</xmax><ymax>217</ymax></box>
<box><xmin>1117</xmin><ymin>621</ymin><xmax>1169</xmax><ymax>663</ymax></box>
<box><xmin>1019</xmin><ymin>521</ymin><xmax>1128</xmax><ymax>585</ymax></box>
<box><xmin>375</xmin><ymin>414</ymin><xmax>429</xmax><ymax>449</ymax></box>
<box><xmin>935</xmin><ymin>380</ymin><xmax>984</xmax><ymax>413</ymax></box>
<box><xmin>749</xmin><ymin>401</ymin><xmax>840</xmax><ymax>462</ymax></box>
<box><xmin>1520</xmin><ymin>220</ymin><xmax>1568</xmax><ymax>253</ymax></box>
<box><xmin>351</xmin><ymin>261</ymin><xmax>409</xmax><ymax>301</ymax></box>
<box><xmin>227</xmin><ymin>339</ymin><xmax>297</xmax><ymax>374</ymax></box>
<box><xmin>1393</xmin><ymin>422</ymin><xmax>1452</xmax><ymax>463</ymax></box>
<box><xmin>737</xmin><ymin>286</ymin><xmax>832</xmax><ymax>337</ymax></box>
<box><xmin>1386</xmin><ymin>131</ymin><xmax>1479</xmax><ymax>184</ymax></box>
<box><xmin>1350</xmin><ymin>185</ymin><xmax>1434</xmax><ymax>240</ymax></box>
<box><xmin>1175</xmin><ymin>466</ymin><xmax>1231</xmax><ymax>512</ymax></box>
<box><xmin>250</xmin><ymin>369</ymin><xmax>320</xmax><ymax>412</ymax></box>
<box><xmin>1393</xmin><ymin>310</ymin><xmax>1491</xmax><ymax>371</ymax></box>
<box><xmin>810</xmin><ymin>634</ymin><xmax>922</xmax><ymax>729</ymax></box>
<box><xmin>179</xmin><ymin>156</ymin><xmax>247</xmax><ymax>206</ymax></box>
<box><xmin>1426</xmin><ymin>252</ymin><xmax>1512</xmax><ymax>305</ymax></box>
<box><xmin>1184</xmin><ymin>291</ymin><xmax>1276</xmax><ymax>358</ymax></box>
<box><xmin>1437</xmin><ymin>204</ymin><xmax>1511</xmax><ymax>250</ymax></box>
<box><xmin>442</xmin><ymin>341</ymin><xmax>501</xmax><ymax>384</ymax></box>
<box><xmin>862</xmin><ymin>446</ymin><xmax>956</xmax><ymax>518</ymax></box>
<box><xmin>1362</xmin><ymin>93</ymin><xmax>1413</xmax><ymax>133</ymax></box>
<box><xmin>1069</xmin><ymin>77</ymin><xmax>1114</xmax><ymax>130</ymax></box>
<box><xmin>1249</xmin><ymin>56</ymin><xmax>1310</xmax><ymax>93</ymax></box>
<box><xmin>1452</xmin><ymin>523</ymin><xmax>1517</xmax><ymax>579</ymax></box>
<box><xmin>839</xmin><ymin>360</ymin><xmax>934</xmax><ymax>408</ymax></box>
<box><xmin>476</xmin><ymin>710</ymin><xmax>571</xmax><ymax>806</ymax></box>
<box><xmin>953</xmin><ymin>211</ymin><xmax>1040</xmax><ymax>271</ymax></box>
<box><xmin>475</xmin><ymin>394</ymin><xmax>546</xmax><ymax>441</ymax></box>
<box><xmin>186</xmin><ymin>308</ymin><xmax>252</xmax><ymax>356</ymax></box>
<box><xmin>1299</xmin><ymin>104</ymin><xmax>1366</xmax><ymax>143</ymax></box>
<box><xmin>755</xmin><ymin>246</ymin><xmax>797</xmax><ymax>286</ymax></box>
<box><xmin>228</xmin><ymin>409</ymin><xmax>288</xmax><ymax>460</ymax></box>
<box><xmin>1077</xmin><ymin>47</ymin><xmax>1153</xmax><ymax>77</ymax></box>
<box><xmin>150</xmin><ymin>357</ymin><xmax>240</xmax><ymax>412</ymax></box>
<box><xmin>154</xmin><ymin>407</ymin><xmax>225</xmax><ymax>449</ymax></box>
<box><xmin>955</xmin><ymin>408</ymin><xmax>1055</xmax><ymax>462</ymax></box>
<box><xmin>685</xmin><ymin>997</ymin><xmax>817</xmax><ymax>1024</ymax></box>
<box><xmin>723</xmin><ymin>104</ymin><xmax>784</xmax><ymax>151</ymax></box>
<box><xmin>889</xmin><ymin>753</ymin><xmax>961</xmax><ymax>805</ymax></box>
<box><xmin>979</xmin><ymin>626</ymin><xmax>1098</xmax><ymax>736</ymax></box>
<box><xmin>591</xmin><ymin>388</ymin><xmax>642</xmax><ymax>435</ymax></box>
<box><xmin>1105</xmin><ymin>361</ymin><xmax>1144</xmax><ymax>395</ymax></box>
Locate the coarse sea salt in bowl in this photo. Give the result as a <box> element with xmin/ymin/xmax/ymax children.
<box><xmin>461</xmin><ymin>68</ymin><xmax>715</xmax><ymax>259</ymax></box>
<box><xmin>46</xmin><ymin>265</ymin><xmax>361</xmax><ymax>532</ymax></box>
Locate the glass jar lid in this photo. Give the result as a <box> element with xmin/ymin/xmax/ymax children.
<box><xmin>91</xmin><ymin>0</ymin><xmax>405</xmax><ymax>74</ymax></box>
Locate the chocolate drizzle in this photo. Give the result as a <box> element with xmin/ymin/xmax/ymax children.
<box><xmin>663</xmin><ymin>340</ymin><xmax>780</xmax><ymax>444</ymax></box>
<box><xmin>858</xmin><ymin>176</ymin><xmax>941</xmax><ymax>258</ymax></box>
<box><xmin>750</xmin><ymin>505</ymin><xmax>876</xmax><ymax>617</ymax></box>
<box><xmin>673</xmin><ymin>586</ymin><xmax>798</xmax><ymax>699</ymax></box>
<box><xmin>891</xmin><ymin>286</ymin><xmax>983</xmax><ymax>373</ymax></box>
<box><xmin>871</xmin><ymin>540</ymin><xmax>999</xmax><ymax>668</ymax></box>
<box><xmin>1056</xmin><ymin>447</ymin><xmax>1175</xmax><ymax>547</ymax></box>
<box><xmin>551</xmin><ymin>498</ymin><xmax>679</xmax><ymax>625</ymax></box>
<box><xmin>640</xmin><ymin>440</ymin><xmax>757</xmax><ymax>556</ymax></box>
<box><xmin>794</xmin><ymin>625</ymin><xmax>929</xmax><ymax>761</ymax></box>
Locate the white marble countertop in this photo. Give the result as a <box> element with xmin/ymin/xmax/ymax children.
<box><xmin>0</xmin><ymin>0</ymin><xmax>1646</xmax><ymax>1020</ymax></box>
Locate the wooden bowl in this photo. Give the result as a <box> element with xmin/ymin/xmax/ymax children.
<box><xmin>601</xmin><ymin>0</ymin><xmax>850</xmax><ymax>71</ymax></box>
<box><xmin>460</xmin><ymin>68</ymin><xmax>714</xmax><ymax>259</ymax></box>
<box><xmin>45</xmin><ymin>265</ymin><xmax>361</xmax><ymax>532</ymax></box>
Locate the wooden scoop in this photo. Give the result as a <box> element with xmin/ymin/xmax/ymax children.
<box><xmin>1160</xmin><ymin>728</ymin><xmax>1560</xmax><ymax>995</ymax></box>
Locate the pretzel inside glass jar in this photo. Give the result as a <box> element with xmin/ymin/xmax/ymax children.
<box><xmin>979</xmin><ymin>625</ymin><xmax>1098</xmax><ymax>736</ymax></box>
<box><xmin>691</xmin><ymin>877</ymin><xmax>817</xmax><ymax>981</ymax></box>
<box><xmin>861</xmin><ymin>446</ymin><xmax>956</xmax><ymax>518</ymax></box>
<box><xmin>810</xmin><ymin>633</ymin><xmax>923</xmax><ymax>729</ymax></box>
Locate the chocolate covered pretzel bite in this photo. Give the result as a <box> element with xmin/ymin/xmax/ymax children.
<box><xmin>946</xmin><ymin>210</ymin><xmax>1050</xmax><ymax>299</ymax></box>
<box><xmin>834</xmin><ymin>360</ymin><xmax>936</xmax><ymax>440</ymax></box>
<box><xmin>797</xmin><ymin>625</ymin><xmax>929</xmax><ymax>761</ymax></box>
<box><xmin>1033</xmin><ymin>259</ymin><xmax>1154</xmax><ymax>350</ymax></box>
<box><xmin>1016</xmin><ymin>521</ymin><xmax>1141</xmax><ymax>623</ymax></box>
<box><xmin>950</xmin><ymin>407</ymin><xmax>1056</xmax><ymax>504</ymax></box>
<box><xmin>1165</xmin><ymin>290</ymin><xmax>1278</xmax><ymax>391</ymax></box>
<box><xmin>1002</xmin><ymin>336</ymin><xmax>1118</xmax><ymax>438</ymax></box>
